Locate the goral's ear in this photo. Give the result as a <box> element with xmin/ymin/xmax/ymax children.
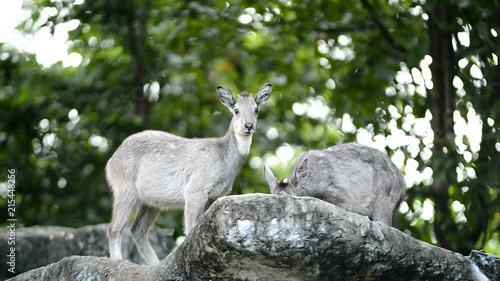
<box><xmin>263</xmin><ymin>162</ymin><xmax>278</xmax><ymax>194</ymax></box>
<box><xmin>295</xmin><ymin>158</ymin><xmax>308</xmax><ymax>180</ymax></box>
<box><xmin>217</xmin><ymin>85</ymin><xmax>236</xmax><ymax>109</ymax></box>
<box><xmin>255</xmin><ymin>83</ymin><xmax>272</xmax><ymax>108</ymax></box>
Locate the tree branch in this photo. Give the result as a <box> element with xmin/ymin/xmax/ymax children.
<box><xmin>360</xmin><ymin>0</ymin><xmax>406</xmax><ymax>53</ymax></box>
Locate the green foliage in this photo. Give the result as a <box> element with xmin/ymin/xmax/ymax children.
<box><xmin>0</xmin><ymin>0</ymin><xmax>498</xmax><ymax>255</ymax></box>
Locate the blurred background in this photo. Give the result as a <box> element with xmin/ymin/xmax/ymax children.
<box><xmin>0</xmin><ymin>0</ymin><xmax>498</xmax><ymax>256</ymax></box>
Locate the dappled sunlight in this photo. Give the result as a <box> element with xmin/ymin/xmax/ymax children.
<box><xmin>453</xmin><ymin>104</ymin><xmax>483</xmax><ymax>183</ymax></box>
<box><xmin>325</xmin><ymin>78</ymin><xmax>336</xmax><ymax>89</ymax></box>
<box><xmin>238</xmin><ymin>13</ymin><xmax>253</xmax><ymax>25</ymax></box>
<box><xmin>263</xmin><ymin>154</ymin><xmax>279</xmax><ymax>169</ymax></box>
<box><xmin>451</xmin><ymin>200</ymin><xmax>467</xmax><ymax>224</ymax></box>
<box><xmin>144</xmin><ymin>81</ymin><xmax>161</xmax><ymax>103</ymax></box>
<box><xmin>57</xmin><ymin>177</ymin><xmax>67</xmax><ymax>188</ymax></box>
<box><xmin>249</xmin><ymin>156</ymin><xmax>263</xmax><ymax>170</ymax></box>
<box><xmin>89</xmin><ymin>135</ymin><xmax>109</xmax><ymax>153</ymax></box>
<box><xmin>238</xmin><ymin>6</ymin><xmax>276</xmax><ymax>30</ymax></box>
<box><xmin>399</xmin><ymin>201</ymin><xmax>409</xmax><ymax>214</ymax></box>
<box><xmin>62</xmin><ymin>52</ymin><xmax>83</xmax><ymax>68</ymax></box>
<box><xmin>0</xmin><ymin>1</ymin><xmax>83</xmax><ymax>68</ymax></box>
<box><xmin>275</xmin><ymin>144</ymin><xmax>294</xmax><ymax>163</ymax></box>
<box><xmin>355</xmin><ymin>104</ymin><xmax>435</xmax><ymax>188</ymax></box>
<box><xmin>340</xmin><ymin>113</ymin><xmax>356</xmax><ymax>134</ymax></box>
<box><xmin>261</xmin><ymin>144</ymin><xmax>298</xmax><ymax>169</ymax></box>
<box><xmin>68</xmin><ymin>109</ymin><xmax>79</xmax><ymax>123</ymax></box>
<box><xmin>66</xmin><ymin>108</ymin><xmax>80</xmax><ymax>131</ymax></box>
<box><xmin>291</xmin><ymin>95</ymin><xmax>330</xmax><ymax>121</ymax></box>
<box><xmin>317</xmin><ymin>36</ymin><xmax>355</xmax><ymax>62</ymax></box>
<box><xmin>469</xmin><ymin>64</ymin><xmax>483</xmax><ymax>80</ymax></box>
<box><xmin>42</xmin><ymin>132</ymin><xmax>58</xmax><ymax>148</ymax></box>
<box><xmin>420</xmin><ymin>199</ymin><xmax>435</xmax><ymax>222</ymax></box>
<box><xmin>265</xmin><ymin>127</ymin><xmax>279</xmax><ymax>140</ymax></box>
<box><xmin>0</xmin><ymin>1</ymin><xmax>31</xmax><ymax>45</ymax></box>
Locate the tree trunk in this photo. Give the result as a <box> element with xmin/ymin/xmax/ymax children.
<box><xmin>426</xmin><ymin>2</ymin><xmax>460</xmax><ymax>252</ymax></box>
<box><xmin>126</xmin><ymin>4</ymin><xmax>150</xmax><ymax>130</ymax></box>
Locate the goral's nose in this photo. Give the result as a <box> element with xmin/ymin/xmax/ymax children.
<box><xmin>244</xmin><ymin>123</ymin><xmax>254</xmax><ymax>131</ymax></box>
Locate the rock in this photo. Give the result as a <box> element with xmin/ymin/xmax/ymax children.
<box><xmin>0</xmin><ymin>224</ymin><xmax>174</xmax><ymax>280</ymax></box>
<box><xmin>468</xmin><ymin>250</ymin><xmax>500</xmax><ymax>280</ymax></box>
<box><xmin>7</xmin><ymin>194</ymin><xmax>500</xmax><ymax>281</ymax></box>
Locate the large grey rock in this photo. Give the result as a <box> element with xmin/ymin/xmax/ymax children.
<box><xmin>0</xmin><ymin>223</ymin><xmax>174</xmax><ymax>280</ymax></box>
<box><xmin>8</xmin><ymin>194</ymin><xmax>500</xmax><ymax>281</ymax></box>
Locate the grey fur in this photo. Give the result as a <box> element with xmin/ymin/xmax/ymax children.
<box><xmin>264</xmin><ymin>143</ymin><xmax>406</xmax><ymax>226</ymax></box>
<box><xmin>106</xmin><ymin>83</ymin><xmax>272</xmax><ymax>265</ymax></box>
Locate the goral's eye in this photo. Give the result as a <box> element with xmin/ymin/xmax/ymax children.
<box><xmin>254</xmin><ymin>108</ymin><xmax>259</xmax><ymax>114</ymax></box>
<box><xmin>234</xmin><ymin>108</ymin><xmax>239</xmax><ymax>114</ymax></box>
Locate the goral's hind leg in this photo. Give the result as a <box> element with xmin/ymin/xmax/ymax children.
<box><xmin>108</xmin><ymin>190</ymin><xmax>138</xmax><ymax>260</ymax></box>
<box><xmin>130</xmin><ymin>205</ymin><xmax>161</xmax><ymax>265</ymax></box>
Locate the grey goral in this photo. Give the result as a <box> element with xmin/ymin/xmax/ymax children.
<box><xmin>106</xmin><ymin>83</ymin><xmax>272</xmax><ymax>265</ymax></box>
<box><xmin>264</xmin><ymin>143</ymin><xmax>406</xmax><ymax>226</ymax></box>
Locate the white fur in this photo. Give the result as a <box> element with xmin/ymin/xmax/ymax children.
<box><xmin>235</xmin><ymin>133</ymin><xmax>253</xmax><ymax>155</ymax></box>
